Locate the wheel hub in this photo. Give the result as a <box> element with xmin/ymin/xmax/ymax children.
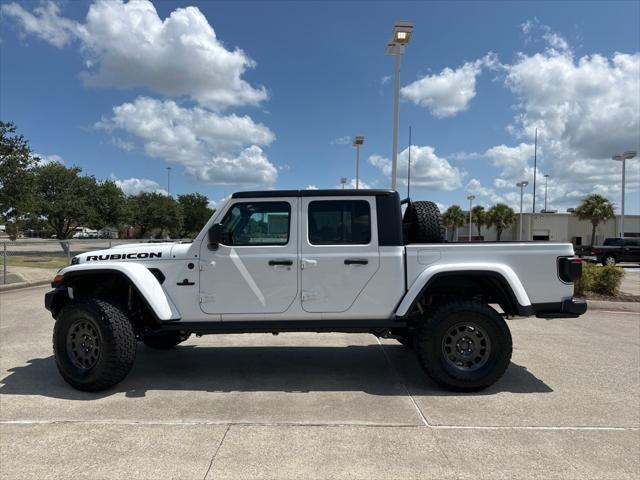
<box><xmin>66</xmin><ymin>319</ymin><xmax>101</xmax><ymax>370</ymax></box>
<box><xmin>442</xmin><ymin>322</ymin><xmax>491</xmax><ymax>371</ymax></box>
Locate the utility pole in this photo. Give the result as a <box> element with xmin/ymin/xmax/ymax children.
<box><xmin>532</xmin><ymin>128</ymin><xmax>537</xmax><ymax>213</ymax></box>
<box><xmin>166</xmin><ymin>167</ymin><xmax>172</xmax><ymax>196</ymax></box>
<box><xmin>516</xmin><ymin>181</ymin><xmax>529</xmax><ymax>241</ymax></box>
<box><xmin>467</xmin><ymin>195</ymin><xmax>475</xmax><ymax>242</ymax></box>
<box><xmin>353</xmin><ymin>136</ymin><xmax>364</xmax><ymax>189</ymax></box>
<box><xmin>407</xmin><ymin>126</ymin><xmax>412</xmax><ymax>199</ymax></box>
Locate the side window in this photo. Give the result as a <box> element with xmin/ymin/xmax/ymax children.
<box><xmin>308</xmin><ymin>200</ymin><xmax>371</xmax><ymax>245</ymax></box>
<box><xmin>220</xmin><ymin>202</ymin><xmax>290</xmax><ymax>246</ymax></box>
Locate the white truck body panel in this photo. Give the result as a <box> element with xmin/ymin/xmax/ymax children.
<box><xmin>60</xmin><ymin>192</ymin><xmax>578</xmax><ymax>323</ymax></box>
<box><xmin>57</xmin><ymin>262</ymin><xmax>181</xmax><ymax>321</ymax></box>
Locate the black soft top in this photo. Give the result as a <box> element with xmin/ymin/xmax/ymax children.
<box><xmin>232</xmin><ymin>189</ymin><xmax>398</xmax><ymax>199</ymax></box>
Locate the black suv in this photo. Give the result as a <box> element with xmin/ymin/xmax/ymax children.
<box><xmin>591</xmin><ymin>238</ymin><xmax>640</xmax><ymax>265</ymax></box>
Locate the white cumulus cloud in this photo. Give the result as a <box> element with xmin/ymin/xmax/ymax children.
<box><xmin>368</xmin><ymin>146</ymin><xmax>463</xmax><ymax>190</ymax></box>
<box><xmin>98</xmin><ymin>97</ymin><xmax>278</xmax><ymax>186</ymax></box>
<box><xmin>401</xmin><ymin>53</ymin><xmax>498</xmax><ymax>118</ymax></box>
<box><xmin>112</xmin><ymin>176</ymin><xmax>167</xmax><ymax>196</ymax></box>
<box><xmin>33</xmin><ymin>153</ymin><xmax>65</xmax><ymax>165</ymax></box>
<box><xmin>2</xmin><ymin>0</ymin><xmax>267</xmax><ymax>110</ymax></box>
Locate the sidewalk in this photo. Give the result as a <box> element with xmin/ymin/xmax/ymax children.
<box><xmin>0</xmin><ymin>266</ymin><xmax>57</xmax><ymax>291</ymax></box>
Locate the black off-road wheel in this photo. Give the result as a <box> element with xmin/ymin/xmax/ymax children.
<box><xmin>53</xmin><ymin>299</ymin><xmax>136</xmax><ymax>392</ymax></box>
<box><xmin>142</xmin><ymin>332</ymin><xmax>189</xmax><ymax>350</ymax></box>
<box><xmin>414</xmin><ymin>300</ymin><xmax>512</xmax><ymax>392</ymax></box>
<box><xmin>403</xmin><ymin>201</ymin><xmax>445</xmax><ymax>243</ymax></box>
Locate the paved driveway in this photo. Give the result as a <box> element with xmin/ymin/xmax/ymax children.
<box><xmin>1</xmin><ymin>286</ymin><xmax>638</xmax><ymax>479</ymax></box>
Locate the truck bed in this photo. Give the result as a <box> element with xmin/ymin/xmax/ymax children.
<box><xmin>405</xmin><ymin>242</ymin><xmax>575</xmax><ymax>306</ymax></box>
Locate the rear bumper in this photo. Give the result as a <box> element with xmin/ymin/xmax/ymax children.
<box><xmin>533</xmin><ymin>297</ymin><xmax>588</xmax><ymax>319</ymax></box>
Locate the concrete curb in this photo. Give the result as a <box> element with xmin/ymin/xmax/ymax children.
<box><xmin>0</xmin><ymin>279</ymin><xmax>51</xmax><ymax>292</ymax></box>
<box><xmin>586</xmin><ymin>299</ymin><xmax>640</xmax><ymax>313</ymax></box>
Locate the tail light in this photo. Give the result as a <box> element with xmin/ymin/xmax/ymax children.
<box><xmin>591</xmin><ymin>248</ymin><xmax>599</xmax><ymax>255</ymax></box>
<box><xmin>559</xmin><ymin>257</ymin><xmax>582</xmax><ymax>283</ymax></box>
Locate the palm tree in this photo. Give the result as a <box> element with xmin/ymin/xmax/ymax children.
<box><xmin>471</xmin><ymin>205</ymin><xmax>487</xmax><ymax>239</ymax></box>
<box><xmin>487</xmin><ymin>203</ymin><xmax>516</xmax><ymax>241</ymax></box>
<box><xmin>575</xmin><ymin>194</ymin><xmax>615</xmax><ymax>246</ymax></box>
<box><xmin>442</xmin><ymin>205</ymin><xmax>465</xmax><ymax>241</ymax></box>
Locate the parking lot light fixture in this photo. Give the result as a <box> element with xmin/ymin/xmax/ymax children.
<box><xmin>340</xmin><ymin>177</ymin><xmax>347</xmax><ymax>190</ymax></box>
<box><xmin>353</xmin><ymin>136</ymin><xmax>364</xmax><ymax>189</ymax></box>
<box><xmin>467</xmin><ymin>195</ymin><xmax>475</xmax><ymax>242</ymax></box>
<box><xmin>385</xmin><ymin>21</ymin><xmax>413</xmax><ymax>191</ymax></box>
<box><xmin>516</xmin><ymin>181</ymin><xmax>529</xmax><ymax>241</ymax></box>
<box><xmin>612</xmin><ymin>151</ymin><xmax>637</xmax><ymax>238</ymax></box>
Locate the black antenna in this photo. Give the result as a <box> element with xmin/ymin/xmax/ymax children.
<box><xmin>532</xmin><ymin>127</ymin><xmax>537</xmax><ymax>213</ymax></box>
<box><xmin>407</xmin><ymin>126</ymin><xmax>412</xmax><ymax>200</ymax></box>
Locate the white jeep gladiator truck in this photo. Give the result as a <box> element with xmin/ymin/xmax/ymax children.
<box><xmin>45</xmin><ymin>189</ymin><xmax>586</xmax><ymax>392</ymax></box>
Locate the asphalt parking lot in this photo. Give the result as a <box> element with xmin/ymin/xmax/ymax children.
<box><xmin>1</xmin><ymin>286</ymin><xmax>638</xmax><ymax>479</ymax></box>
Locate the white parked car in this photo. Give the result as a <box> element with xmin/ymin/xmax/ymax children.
<box><xmin>72</xmin><ymin>227</ymin><xmax>99</xmax><ymax>239</ymax></box>
<box><xmin>45</xmin><ymin>190</ymin><xmax>586</xmax><ymax>392</ymax></box>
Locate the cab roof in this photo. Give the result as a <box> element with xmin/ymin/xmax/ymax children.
<box><xmin>232</xmin><ymin>189</ymin><xmax>398</xmax><ymax>199</ymax></box>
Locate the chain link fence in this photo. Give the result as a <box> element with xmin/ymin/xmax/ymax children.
<box><xmin>1</xmin><ymin>238</ymin><xmax>185</xmax><ymax>285</ymax></box>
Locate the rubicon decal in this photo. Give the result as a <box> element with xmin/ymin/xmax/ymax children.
<box><xmin>85</xmin><ymin>252</ymin><xmax>162</xmax><ymax>261</ymax></box>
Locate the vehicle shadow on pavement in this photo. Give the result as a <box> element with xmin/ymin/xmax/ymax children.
<box><xmin>0</xmin><ymin>344</ymin><xmax>552</xmax><ymax>400</ymax></box>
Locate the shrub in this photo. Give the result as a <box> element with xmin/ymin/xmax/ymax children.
<box><xmin>574</xmin><ymin>262</ymin><xmax>624</xmax><ymax>296</ymax></box>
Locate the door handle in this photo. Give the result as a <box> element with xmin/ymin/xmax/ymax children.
<box><xmin>268</xmin><ymin>259</ymin><xmax>293</xmax><ymax>266</ymax></box>
<box><xmin>344</xmin><ymin>259</ymin><xmax>368</xmax><ymax>265</ymax></box>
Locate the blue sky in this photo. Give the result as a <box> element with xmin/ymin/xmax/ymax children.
<box><xmin>1</xmin><ymin>0</ymin><xmax>639</xmax><ymax>213</ymax></box>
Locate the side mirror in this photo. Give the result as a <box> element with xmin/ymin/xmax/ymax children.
<box><xmin>208</xmin><ymin>223</ymin><xmax>224</xmax><ymax>249</ymax></box>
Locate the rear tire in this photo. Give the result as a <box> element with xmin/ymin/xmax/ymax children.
<box><xmin>142</xmin><ymin>332</ymin><xmax>188</xmax><ymax>350</ymax></box>
<box><xmin>403</xmin><ymin>201</ymin><xmax>445</xmax><ymax>243</ymax></box>
<box><xmin>53</xmin><ymin>299</ymin><xmax>136</xmax><ymax>392</ymax></box>
<box><xmin>414</xmin><ymin>300</ymin><xmax>512</xmax><ymax>392</ymax></box>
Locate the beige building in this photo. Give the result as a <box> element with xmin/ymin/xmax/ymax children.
<box><xmin>457</xmin><ymin>214</ymin><xmax>640</xmax><ymax>245</ymax></box>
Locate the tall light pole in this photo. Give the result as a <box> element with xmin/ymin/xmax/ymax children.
<box><xmin>516</xmin><ymin>181</ymin><xmax>529</xmax><ymax>241</ymax></box>
<box><xmin>543</xmin><ymin>174</ymin><xmax>550</xmax><ymax>211</ymax></box>
<box><xmin>166</xmin><ymin>167</ymin><xmax>172</xmax><ymax>196</ymax></box>
<box><xmin>467</xmin><ymin>195</ymin><xmax>475</xmax><ymax>242</ymax></box>
<box><xmin>385</xmin><ymin>21</ymin><xmax>413</xmax><ymax>191</ymax></box>
<box><xmin>612</xmin><ymin>151</ymin><xmax>637</xmax><ymax>238</ymax></box>
<box><xmin>340</xmin><ymin>177</ymin><xmax>347</xmax><ymax>190</ymax></box>
<box><xmin>353</xmin><ymin>136</ymin><xmax>364</xmax><ymax>189</ymax></box>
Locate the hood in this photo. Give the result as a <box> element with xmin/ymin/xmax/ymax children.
<box><xmin>73</xmin><ymin>242</ymin><xmax>192</xmax><ymax>265</ymax></box>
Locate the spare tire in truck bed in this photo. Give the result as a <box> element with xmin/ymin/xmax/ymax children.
<box><xmin>403</xmin><ymin>201</ymin><xmax>445</xmax><ymax>243</ymax></box>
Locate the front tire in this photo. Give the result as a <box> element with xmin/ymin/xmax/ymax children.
<box><xmin>415</xmin><ymin>300</ymin><xmax>512</xmax><ymax>392</ymax></box>
<box><xmin>53</xmin><ymin>299</ymin><xmax>136</xmax><ymax>392</ymax></box>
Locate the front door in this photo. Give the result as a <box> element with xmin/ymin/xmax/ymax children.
<box><xmin>199</xmin><ymin>199</ymin><xmax>298</xmax><ymax>315</ymax></box>
<box><xmin>300</xmin><ymin>197</ymin><xmax>379</xmax><ymax>313</ymax></box>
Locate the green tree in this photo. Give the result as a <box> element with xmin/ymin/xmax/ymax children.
<box><xmin>88</xmin><ymin>180</ymin><xmax>129</xmax><ymax>230</ymax></box>
<box><xmin>442</xmin><ymin>205</ymin><xmax>465</xmax><ymax>241</ymax></box>
<box><xmin>575</xmin><ymin>194</ymin><xmax>615</xmax><ymax>247</ymax></box>
<box><xmin>0</xmin><ymin>121</ymin><xmax>37</xmax><ymax>225</ymax></box>
<box><xmin>487</xmin><ymin>203</ymin><xmax>517</xmax><ymax>241</ymax></box>
<box><xmin>33</xmin><ymin>163</ymin><xmax>99</xmax><ymax>241</ymax></box>
<box><xmin>128</xmin><ymin>192</ymin><xmax>183</xmax><ymax>238</ymax></box>
<box><xmin>178</xmin><ymin>193</ymin><xmax>213</xmax><ymax>238</ymax></box>
<box><xmin>471</xmin><ymin>205</ymin><xmax>487</xmax><ymax>238</ymax></box>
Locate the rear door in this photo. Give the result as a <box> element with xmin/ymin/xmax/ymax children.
<box><xmin>300</xmin><ymin>196</ymin><xmax>379</xmax><ymax>313</ymax></box>
<box><xmin>199</xmin><ymin>198</ymin><xmax>298</xmax><ymax>315</ymax></box>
